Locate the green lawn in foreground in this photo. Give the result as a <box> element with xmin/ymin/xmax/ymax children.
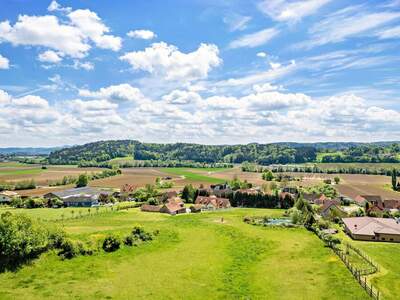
<box><xmin>0</xmin><ymin>208</ymin><xmax>368</xmax><ymax>299</ymax></box>
<box><xmin>163</xmin><ymin>167</ymin><xmax>225</xmax><ymax>184</ymax></box>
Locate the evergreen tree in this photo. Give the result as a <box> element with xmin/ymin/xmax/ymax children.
<box><xmin>392</xmin><ymin>169</ymin><xmax>398</xmax><ymax>191</ymax></box>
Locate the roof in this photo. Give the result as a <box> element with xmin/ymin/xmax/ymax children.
<box><xmin>141</xmin><ymin>204</ymin><xmax>161</xmax><ymax>212</ymax></box>
<box><xmin>355</xmin><ymin>195</ymin><xmax>382</xmax><ymax>205</ymax></box>
<box><xmin>166</xmin><ymin>197</ymin><xmax>184</xmax><ymax>206</ymax></box>
<box><xmin>195</xmin><ymin>195</ymin><xmax>231</xmax><ymax>208</ymax></box>
<box><xmin>383</xmin><ymin>200</ymin><xmax>400</xmax><ymax>209</ymax></box>
<box><xmin>0</xmin><ymin>191</ymin><xmax>18</xmax><ymax>197</ymax></box>
<box><xmin>321</xmin><ymin>200</ymin><xmax>343</xmax><ymax>214</ymax></box>
<box><xmin>302</xmin><ymin>193</ymin><xmax>320</xmax><ymax>202</ymax></box>
<box><xmin>45</xmin><ymin>187</ymin><xmax>112</xmax><ymax>199</ymax></box>
<box><xmin>237</xmin><ymin>188</ymin><xmax>260</xmax><ymax>195</ymax></box>
<box><xmin>161</xmin><ymin>203</ymin><xmax>186</xmax><ymax>213</ymax></box>
<box><xmin>343</xmin><ymin>217</ymin><xmax>400</xmax><ymax>236</ymax></box>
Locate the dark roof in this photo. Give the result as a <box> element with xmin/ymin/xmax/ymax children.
<box><xmin>45</xmin><ymin>186</ymin><xmax>112</xmax><ymax>199</ymax></box>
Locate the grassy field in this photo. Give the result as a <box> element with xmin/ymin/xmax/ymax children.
<box><xmin>163</xmin><ymin>168</ymin><xmax>226</xmax><ymax>184</ymax></box>
<box><xmin>0</xmin><ymin>207</ymin><xmax>369</xmax><ymax>300</ymax></box>
<box><xmin>0</xmin><ymin>168</ymin><xmax>43</xmax><ymax>176</ymax></box>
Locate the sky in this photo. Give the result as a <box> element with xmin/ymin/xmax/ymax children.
<box><xmin>0</xmin><ymin>0</ymin><xmax>400</xmax><ymax>147</ymax></box>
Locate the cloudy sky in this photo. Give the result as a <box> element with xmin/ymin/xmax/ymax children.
<box><xmin>0</xmin><ymin>0</ymin><xmax>400</xmax><ymax>147</ymax></box>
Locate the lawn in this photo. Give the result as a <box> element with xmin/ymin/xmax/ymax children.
<box><xmin>163</xmin><ymin>167</ymin><xmax>226</xmax><ymax>184</ymax></box>
<box><xmin>0</xmin><ymin>208</ymin><xmax>368</xmax><ymax>299</ymax></box>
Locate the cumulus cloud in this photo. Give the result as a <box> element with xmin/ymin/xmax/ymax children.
<box><xmin>79</xmin><ymin>84</ymin><xmax>144</xmax><ymax>103</ymax></box>
<box><xmin>256</xmin><ymin>52</ymin><xmax>267</xmax><ymax>58</ymax></box>
<box><xmin>258</xmin><ymin>0</ymin><xmax>332</xmax><ymax>23</ymax></box>
<box><xmin>127</xmin><ymin>29</ymin><xmax>156</xmax><ymax>40</ymax></box>
<box><xmin>38</xmin><ymin>50</ymin><xmax>63</xmax><ymax>63</ymax></box>
<box><xmin>72</xmin><ymin>60</ymin><xmax>94</xmax><ymax>70</ymax></box>
<box><xmin>47</xmin><ymin>1</ymin><xmax>72</xmax><ymax>13</ymax></box>
<box><xmin>0</xmin><ymin>54</ymin><xmax>9</xmax><ymax>69</ymax></box>
<box><xmin>0</xmin><ymin>5</ymin><xmax>121</xmax><ymax>60</ymax></box>
<box><xmin>228</xmin><ymin>28</ymin><xmax>279</xmax><ymax>49</ymax></box>
<box><xmin>162</xmin><ymin>90</ymin><xmax>201</xmax><ymax>105</ymax></box>
<box><xmin>120</xmin><ymin>42</ymin><xmax>221</xmax><ymax>81</ymax></box>
<box><xmin>68</xmin><ymin>9</ymin><xmax>121</xmax><ymax>51</ymax></box>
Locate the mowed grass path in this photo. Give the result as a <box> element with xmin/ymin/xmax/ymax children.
<box><xmin>0</xmin><ymin>208</ymin><xmax>367</xmax><ymax>299</ymax></box>
<box><xmin>163</xmin><ymin>167</ymin><xmax>226</xmax><ymax>184</ymax></box>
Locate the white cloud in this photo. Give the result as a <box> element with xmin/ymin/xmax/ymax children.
<box><xmin>72</xmin><ymin>60</ymin><xmax>94</xmax><ymax>70</ymax></box>
<box><xmin>68</xmin><ymin>9</ymin><xmax>121</xmax><ymax>51</ymax></box>
<box><xmin>0</xmin><ymin>89</ymin><xmax>11</xmax><ymax>105</ymax></box>
<box><xmin>243</xmin><ymin>91</ymin><xmax>311</xmax><ymax>111</ymax></box>
<box><xmin>258</xmin><ymin>0</ymin><xmax>331</xmax><ymax>23</ymax></box>
<box><xmin>120</xmin><ymin>42</ymin><xmax>221</xmax><ymax>81</ymax></box>
<box><xmin>0</xmin><ymin>54</ymin><xmax>9</xmax><ymax>69</ymax></box>
<box><xmin>296</xmin><ymin>6</ymin><xmax>400</xmax><ymax>48</ymax></box>
<box><xmin>228</xmin><ymin>27</ymin><xmax>279</xmax><ymax>49</ymax></box>
<box><xmin>127</xmin><ymin>29</ymin><xmax>156</xmax><ymax>40</ymax></box>
<box><xmin>256</xmin><ymin>52</ymin><xmax>267</xmax><ymax>58</ymax></box>
<box><xmin>38</xmin><ymin>50</ymin><xmax>63</xmax><ymax>63</ymax></box>
<box><xmin>162</xmin><ymin>90</ymin><xmax>201</xmax><ymax>105</ymax></box>
<box><xmin>12</xmin><ymin>95</ymin><xmax>49</xmax><ymax>109</ymax></box>
<box><xmin>47</xmin><ymin>1</ymin><xmax>72</xmax><ymax>13</ymax></box>
<box><xmin>376</xmin><ymin>25</ymin><xmax>400</xmax><ymax>39</ymax></box>
<box><xmin>223</xmin><ymin>14</ymin><xmax>252</xmax><ymax>32</ymax></box>
<box><xmin>253</xmin><ymin>83</ymin><xmax>281</xmax><ymax>93</ymax></box>
<box><xmin>0</xmin><ymin>5</ymin><xmax>121</xmax><ymax>60</ymax></box>
<box><xmin>79</xmin><ymin>84</ymin><xmax>144</xmax><ymax>103</ymax></box>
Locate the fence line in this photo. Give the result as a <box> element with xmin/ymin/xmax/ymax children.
<box><xmin>332</xmin><ymin>246</ymin><xmax>380</xmax><ymax>300</ymax></box>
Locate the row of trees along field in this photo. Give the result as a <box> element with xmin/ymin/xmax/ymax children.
<box><xmin>242</xmin><ymin>163</ymin><xmax>400</xmax><ymax>176</ymax></box>
<box><xmin>47</xmin><ymin>140</ymin><xmax>400</xmax><ymax>166</ymax></box>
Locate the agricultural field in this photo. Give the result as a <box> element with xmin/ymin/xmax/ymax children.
<box><xmin>0</xmin><ymin>208</ymin><xmax>369</xmax><ymax>299</ymax></box>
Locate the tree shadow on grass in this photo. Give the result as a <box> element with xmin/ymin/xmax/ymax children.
<box><xmin>0</xmin><ymin>253</ymin><xmax>41</xmax><ymax>273</ymax></box>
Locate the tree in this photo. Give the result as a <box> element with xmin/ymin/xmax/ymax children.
<box><xmin>76</xmin><ymin>174</ymin><xmax>88</xmax><ymax>188</ymax></box>
<box><xmin>334</xmin><ymin>176</ymin><xmax>340</xmax><ymax>184</ymax></box>
<box><xmin>392</xmin><ymin>169</ymin><xmax>398</xmax><ymax>191</ymax></box>
<box><xmin>262</xmin><ymin>170</ymin><xmax>274</xmax><ymax>181</ymax></box>
<box><xmin>181</xmin><ymin>184</ymin><xmax>196</xmax><ymax>203</ymax></box>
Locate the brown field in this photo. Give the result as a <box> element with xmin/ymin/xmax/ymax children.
<box><xmin>211</xmin><ymin>168</ymin><xmax>265</xmax><ymax>186</ymax></box>
<box><xmin>282</xmin><ymin>172</ymin><xmax>400</xmax><ymax>200</ymax></box>
<box><xmin>0</xmin><ymin>165</ymin><xmax>103</xmax><ymax>185</ymax></box>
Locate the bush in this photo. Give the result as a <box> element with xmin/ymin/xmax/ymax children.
<box><xmin>132</xmin><ymin>226</ymin><xmax>153</xmax><ymax>241</ymax></box>
<box><xmin>102</xmin><ymin>235</ymin><xmax>121</xmax><ymax>252</ymax></box>
<box><xmin>58</xmin><ymin>239</ymin><xmax>94</xmax><ymax>259</ymax></box>
<box><xmin>0</xmin><ymin>213</ymin><xmax>50</xmax><ymax>264</ymax></box>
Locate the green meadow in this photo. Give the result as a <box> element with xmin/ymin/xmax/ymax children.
<box><xmin>0</xmin><ymin>208</ymin><xmax>369</xmax><ymax>300</ymax></box>
<box><xmin>0</xmin><ymin>168</ymin><xmax>43</xmax><ymax>176</ymax></box>
<box><xmin>163</xmin><ymin>167</ymin><xmax>225</xmax><ymax>184</ymax></box>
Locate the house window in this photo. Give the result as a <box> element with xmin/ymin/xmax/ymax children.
<box><xmin>372</xmin><ymin>236</ymin><xmax>375</xmax><ymax>240</ymax></box>
<box><xmin>381</xmin><ymin>238</ymin><xmax>385</xmax><ymax>241</ymax></box>
<box><xmin>390</xmin><ymin>238</ymin><xmax>394</xmax><ymax>241</ymax></box>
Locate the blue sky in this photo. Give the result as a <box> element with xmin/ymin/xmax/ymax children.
<box><xmin>0</xmin><ymin>0</ymin><xmax>400</xmax><ymax>146</ymax></box>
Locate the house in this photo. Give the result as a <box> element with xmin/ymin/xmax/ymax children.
<box><xmin>320</xmin><ymin>200</ymin><xmax>346</xmax><ymax>218</ymax></box>
<box><xmin>160</xmin><ymin>203</ymin><xmax>186</xmax><ymax>215</ymax></box>
<box><xmin>354</xmin><ymin>195</ymin><xmax>382</xmax><ymax>207</ymax></box>
<box><xmin>166</xmin><ymin>196</ymin><xmax>184</xmax><ymax>207</ymax></box>
<box><xmin>195</xmin><ymin>195</ymin><xmax>231</xmax><ymax>210</ymax></box>
<box><xmin>140</xmin><ymin>204</ymin><xmax>161</xmax><ymax>213</ymax></box>
<box><xmin>281</xmin><ymin>187</ymin><xmax>298</xmax><ymax>194</ymax></box>
<box><xmin>314</xmin><ymin>194</ymin><xmax>331</xmax><ymax>205</ymax></box>
<box><xmin>383</xmin><ymin>200</ymin><xmax>400</xmax><ymax>211</ymax></box>
<box><xmin>43</xmin><ymin>187</ymin><xmax>112</xmax><ymax>207</ymax></box>
<box><xmin>302</xmin><ymin>192</ymin><xmax>320</xmax><ymax>204</ymax></box>
<box><xmin>237</xmin><ymin>188</ymin><xmax>260</xmax><ymax>195</ymax></box>
<box><xmin>342</xmin><ymin>217</ymin><xmax>400</xmax><ymax>242</ymax></box>
<box><xmin>0</xmin><ymin>191</ymin><xmax>18</xmax><ymax>204</ymax></box>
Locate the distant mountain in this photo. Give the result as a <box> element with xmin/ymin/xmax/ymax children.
<box><xmin>0</xmin><ymin>147</ymin><xmax>64</xmax><ymax>155</ymax></box>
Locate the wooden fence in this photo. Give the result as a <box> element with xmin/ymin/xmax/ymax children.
<box><xmin>332</xmin><ymin>246</ymin><xmax>380</xmax><ymax>300</ymax></box>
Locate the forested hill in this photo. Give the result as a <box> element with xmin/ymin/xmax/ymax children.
<box><xmin>47</xmin><ymin>140</ymin><xmax>400</xmax><ymax>165</ymax></box>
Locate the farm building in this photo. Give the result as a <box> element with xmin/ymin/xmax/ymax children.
<box><xmin>0</xmin><ymin>191</ymin><xmax>18</xmax><ymax>203</ymax></box>
<box><xmin>43</xmin><ymin>187</ymin><xmax>112</xmax><ymax>207</ymax></box>
<box><xmin>320</xmin><ymin>200</ymin><xmax>346</xmax><ymax>218</ymax></box>
<box><xmin>314</xmin><ymin>194</ymin><xmax>331</xmax><ymax>205</ymax></box>
<box><xmin>383</xmin><ymin>200</ymin><xmax>400</xmax><ymax>210</ymax></box>
<box><xmin>140</xmin><ymin>204</ymin><xmax>161</xmax><ymax>213</ymax></box>
<box><xmin>354</xmin><ymin>195</ymin><xmax>382</xmax><ymax>207</ymax></box>
<box><xmin>342</xmin><ymin>217</ymin><xmax>400</xmax><ymax>243</ymax></box>
<box><xmin>195</xmin><ymin>195</ymin><xmax>231</xmax><ymax>210</ymax></box>
<box><xmin>237</xmin><ymin>188</ymin><xmax>261</xmax><ymax>195</ymax></box>
<box><xmin>302</xmin><ymin>192</ymin><xmax>320</xmax><ymax>204</ymax></box>
<box><xmin>160</xmin><ymin>203</ymin><xmax>187</xmax><ymax>215</ymax></box>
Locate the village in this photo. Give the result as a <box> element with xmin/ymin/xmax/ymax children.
<box><xmin>2</xmin><ymin>176</ymin><xmax>400</xmax><ymax>244</ymax></box>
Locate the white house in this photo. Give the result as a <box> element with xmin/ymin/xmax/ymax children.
<box><xmin>0</xmin><ymin>191</ymin><xmax>18</xmax><ymax>203</ymax></box>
